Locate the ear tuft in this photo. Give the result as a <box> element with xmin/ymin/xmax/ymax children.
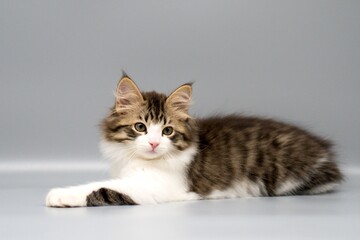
<box><xmin>115</xmin><ymin>76</ymin><xmax>143</xmax><ymax>112</ymax></box>
<box><xmin>121</xmin><ymin>70</ymin><xmax>129</xmax><ymax>79</ymax></box>
<box><xmin>166</xmin><ymin>84</ymin><xmax>192</xmax><ymax>116</ymax></box>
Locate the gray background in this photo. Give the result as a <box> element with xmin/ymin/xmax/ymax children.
<box><xmin>1</xmin><ymin>0</ymin><xmax>359</xmax><ymax>167</ymax></box>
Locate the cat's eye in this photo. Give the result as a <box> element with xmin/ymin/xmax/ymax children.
<box><xmin>134</xmin><ymin>122</ymin><xmax>147</xmax><ymax>132</ymax></box>
<box><xmin>162</xmin><ymin>126</ymin><xmax>173</xmax><ymax>136</ymax></box>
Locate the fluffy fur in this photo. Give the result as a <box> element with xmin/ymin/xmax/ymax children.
<box><xmin>46</xmin><ymin>74</ymin><xmax>343</xmax><ymax>207</ymax></box>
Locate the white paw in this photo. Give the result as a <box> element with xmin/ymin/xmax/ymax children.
<box><xmin>46</xmin><ymin>187</ymin><xmax>87</xmax><ymax>208</ymax></box>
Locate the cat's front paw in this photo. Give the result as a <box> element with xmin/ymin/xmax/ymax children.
<box><xmin>46</xmin><ymin>187</ymin><xmax>87</xmax><ymax>208</ymax></box>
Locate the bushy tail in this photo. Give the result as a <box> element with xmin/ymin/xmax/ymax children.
<box><xmin>300</xmin><ymin>161</ymin><xmax>344</xmax><ymax>195</ymax></box>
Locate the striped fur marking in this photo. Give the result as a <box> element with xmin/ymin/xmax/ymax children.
<box><xmin>86</xmin><ymin>188</ymin><xmax>137</xmax><ymax>206</ymax></box>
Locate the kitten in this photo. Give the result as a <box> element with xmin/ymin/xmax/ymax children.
<box><xmin>46</xmin><ymin>74</ymin><xmax>343</xmax><ymax>207</ymax></box>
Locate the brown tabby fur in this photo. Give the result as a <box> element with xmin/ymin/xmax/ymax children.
<box><xmin>188</xmin><ymin>115</ymin><xmax>342</xmax><ymax>196</ymax></box>
<box><xmin>101</xmin><ymin>73</ymin><xmax>343</xmax><ymax>198</ymax></box>
<box><xmin>87</xmin><ymin>188</ymin><xmax>137</xmax><ymax>206</ymax></box>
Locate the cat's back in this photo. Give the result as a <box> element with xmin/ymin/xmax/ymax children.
<box><xmin>188</xmin><ymin>114</ymin><xmax>342</xmax><ymax>197</ymax></box>
<box><xmin>195</xmin><ymin>114</ymin><xmax>331</xmax><ymax>150</ymax></box>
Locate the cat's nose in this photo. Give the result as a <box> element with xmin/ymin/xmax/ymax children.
<box><xmin>149</xmin><ymin>142</ymin><xmax>159</xmax><ymax>150</ymax></box>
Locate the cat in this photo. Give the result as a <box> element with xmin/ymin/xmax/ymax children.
<box><xmin>46</xmin><ymin>73</ymin><xmax>343</xmax><ymax>207</ymax></box>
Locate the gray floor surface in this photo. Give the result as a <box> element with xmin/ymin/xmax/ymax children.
<box><xmin>1</xmin><ymin>169</ymin><xmax>359</xmax><ymax>240</ymax></box>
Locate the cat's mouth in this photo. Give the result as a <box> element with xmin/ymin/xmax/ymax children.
<box><xmin>140</xmin><ymin>148</ymin><xmax>167</xmax><ymax>160</ymax></box>
<box><xmin>147</xmin><ymin>149</ymin><xmax>158</xmax><ymax>154</ymax></box>
<box><xmin>134</xmin><ymin>146</ymin><xmax>168</xmax><ymax>160</ymax></box>
<box><xmin>141</xmin><ymin>152</ymin><xmax>163</xmax><ymax>160</ymax></box>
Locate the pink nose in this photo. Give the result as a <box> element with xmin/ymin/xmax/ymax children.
<box><xmin>149</xmin><ymin>142</ymin><xmax>159</xmax><ymax>149</ymax></box>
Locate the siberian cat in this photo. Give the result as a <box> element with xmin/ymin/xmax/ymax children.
<box><xmin>46</xmin><ymin>74</ymin><xmax>343</xmax><ymax>207</ymax></box>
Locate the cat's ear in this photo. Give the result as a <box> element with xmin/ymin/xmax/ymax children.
<box><xmin>115</xmin><ymin>74</ymin><xmax>144</xmax><ymax>112</ymax></box>
<box><xmin>166</xmin><ymin>83</ymin><xmax>192</xmax><ymax>116</ymax></box>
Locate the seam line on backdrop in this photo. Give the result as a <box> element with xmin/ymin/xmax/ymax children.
<box><xmin>0</xmin><ymin>161</ymin><xmax>359</xmax><ymax>175</ymax></box>
<box><xmin>0</xmin><ymin>161</ymin><xmax>108</xmax><ymax>171</ymax></box>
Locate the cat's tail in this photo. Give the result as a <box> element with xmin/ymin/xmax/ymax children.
<box><xmin>299</xmin><ymin>159</ymin><xmax>344</xmax><ymax>195</ymax></box>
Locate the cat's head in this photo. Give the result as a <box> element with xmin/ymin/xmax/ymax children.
<box><xmin>101</xmin><ymin>74</ymin><xmax>198</xmax><ymax>160</ymax></box>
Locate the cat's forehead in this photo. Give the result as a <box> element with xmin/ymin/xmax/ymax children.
<box><xmin>141</xmin><ymin>91</ymin><xmax>169</xmax><ymax>123</ymax></box>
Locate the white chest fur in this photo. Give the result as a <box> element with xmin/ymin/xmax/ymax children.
<box><xmin>99</xmin><ymin>140</ymin><xmax>200</xmax><ymax>203</ymax></box>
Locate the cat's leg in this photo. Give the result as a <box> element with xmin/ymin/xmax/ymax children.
<box><xmin>85</xmin><ymin>187</ymin><xmax>137</xmax><ymax>206</ymax></box>
<box><xmin>46</xmin><ymin>177</ymin><xmax>199</xmax><ymax>207</ymax></box>
<box><xmin>46</xmin><ymin>179</ymin><xmax>130</xmax><ymax>207</ymax></box>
